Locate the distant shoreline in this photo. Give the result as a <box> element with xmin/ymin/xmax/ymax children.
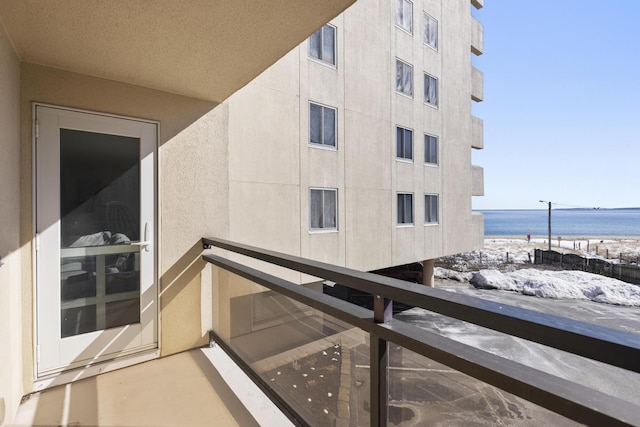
<box><xmin>485</xmin><ymin>235</ymin><xmax>640</xmax><ymax>240</ymax></box>
<box><xmin>476</xmin><ymin>207</ymin><xmax>640</xmax><ymax>212</ymax></box>
<box><xmin>481</xmin><ymin>208</ymin><xmax>640</xmax><ymax>237</ymax></box>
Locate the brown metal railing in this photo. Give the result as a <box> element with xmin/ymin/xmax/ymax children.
<box><xmin>203</xmin><ymin>237</ymin><xmax>640</xmax><ymax>426</ymax></box>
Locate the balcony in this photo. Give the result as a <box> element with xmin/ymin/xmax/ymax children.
<box><xmin>15</xmin><ymin>237</ymin><xmax>640</xmax><ymax>426</ymax></box>
<box><xmin>472</xmin><ymin>165</ymin><xmax>484</xmax><ymax>196</ymax></box>
<box><xmin>471</xmin><ymin>115</ymin><xmax>484</xmax><ymax>149</ymax></box>
<box><xmin>471</xmin><ymin>66</ymin><xmax>484</xmax><ymax>102</ymax></box>
<box><xmin>15</xmin><ymin>346</ymin><xmax>292</xmax><ymax>426</ymax></box>
<box><xmin>471</xmin><ymin>17</ymin><xmax>484</xmax><ymax>56</ymax></box>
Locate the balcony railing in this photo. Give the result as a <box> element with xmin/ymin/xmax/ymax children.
<box><xmin>202</xmin><ymin>236</ymin><xmax>640</xmax><ymax>427</ymax></box>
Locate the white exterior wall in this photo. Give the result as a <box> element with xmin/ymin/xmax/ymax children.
<box><xmin>228</xmin><ymin>0</ymin><xmax>484</xmax><ymax>271</ymax></box>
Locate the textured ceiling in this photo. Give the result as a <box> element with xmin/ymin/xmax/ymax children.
<box><xmin>0</xmin><ymin>0</ymin><xmax>355</xmax><ymax>102</ymax></box>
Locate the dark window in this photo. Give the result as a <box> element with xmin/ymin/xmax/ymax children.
<box><xmin>396</xmin><ymin>127</ymin><xmax>413</xmax><ymax>160</ymax></box>
<box><xmin>397</xmin><ymin>193</ymin><xmax>414</xmax><ymax>225</ymax></box>
<box><xmin>309</xmin><ymin>25</ymin><xmax>336</xmax><ymax>66</ymax></box>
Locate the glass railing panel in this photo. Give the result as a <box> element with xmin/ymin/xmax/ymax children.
<box><xmin>211</xmin><ymin>268</ymin><xmax>370</xmax><ymax>426</ymax></box>
<box><xmin>388</xmin><ymin>344</ymin><xmax>580</xmax><ymax>426</ymax></box>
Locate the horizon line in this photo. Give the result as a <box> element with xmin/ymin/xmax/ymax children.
<box><xmin>474</xmin><ymin>207</ymin><xmax>640</xmax><ymax>211</ymax></box>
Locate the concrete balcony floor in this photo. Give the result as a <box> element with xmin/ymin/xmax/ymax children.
<box><xmin>13</xmin><ymin>346</ymin><xmax>292</xmax><ymax>426</ymax></box>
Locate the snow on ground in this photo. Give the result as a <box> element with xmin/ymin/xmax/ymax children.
<box><xmin>433</xmin><ymin>267</ymin><xmax>472</xmax><ymax>282</ymax></box>
<box><xmin>470</xmin><ymin>268</ymin><xmax>640</xmax><ymax>307</ymax></box>
<box><xmin>434</xmin><ymin>237</ymin><xmax>640</xmax><ymax>307</ymax></box>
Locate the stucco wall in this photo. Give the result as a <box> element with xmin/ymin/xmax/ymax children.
<box><xmin>18</xmin><ymin>64</ymin><xmax>230</xmax><ymax>392</ymax></box>
<box><xmin>0</xmin><ymin>20</ymin><xmax>22</xmax><ymax>426</ymax></box>
<box><xmin>227</xmin><ymin>0</ymin><xmax>482</xmax><ymax>272</ymax></box>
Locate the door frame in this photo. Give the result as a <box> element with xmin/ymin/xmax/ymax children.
<box><xmin>32</xmin><ymin>103</ymin><xmax>161</xmax><ymax>389</ymax></box>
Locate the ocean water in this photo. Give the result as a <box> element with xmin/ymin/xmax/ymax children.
<box><xmin>479</xmin><ymin>208</ymin><xmax>640</xmax><ymax>236</ymax></box>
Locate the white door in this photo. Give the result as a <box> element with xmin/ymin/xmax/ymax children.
<box><xmin>35</xmin><ymin>105</ymin><xmax>157</xmax><ymax>376</ymax></box>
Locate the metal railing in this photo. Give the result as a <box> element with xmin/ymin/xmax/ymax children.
<box><xmin>202</xmin><ymin>237</ymin><xmax>640</xmax><ymax>426</ymax></box>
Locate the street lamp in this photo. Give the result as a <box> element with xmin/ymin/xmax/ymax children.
<box><xmin>539</xmin><ymin>200</ymin><xmax>551</xmax><ymax>251</ymax></box>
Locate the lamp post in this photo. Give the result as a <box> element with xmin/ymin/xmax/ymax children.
<box><xmin>539</xmin><ymin>200</ymin><xmax>551</xmax><ymax>251</ymax></box>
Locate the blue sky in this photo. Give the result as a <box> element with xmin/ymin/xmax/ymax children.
<box><xmin>471</xmin><ymin>1</ymin><xmax>640</xmax><ymax>210</ymax></box>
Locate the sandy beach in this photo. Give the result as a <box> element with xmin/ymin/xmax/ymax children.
<box><xmin>436</xmin><ymin>236</ymin><xmax>640</xmax><ymax>271</ymax></box>
<box><xmin>482</xmin><ymin>235</ymin><xmax>640</xmax><ymax>263</ymax></box>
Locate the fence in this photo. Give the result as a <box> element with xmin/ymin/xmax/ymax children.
<box><xmin>535</xmin><ymin>249</ymin><xmax>640</xmax><ymax>285</ymax></box>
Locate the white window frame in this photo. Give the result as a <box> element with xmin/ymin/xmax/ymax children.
<box><xmin>424</xmin><ymin>133</ymin><xmax>438</xmax><ymax>165</ymax></box>
<box><xmin>395</xmin><ymin>0</ymin><xmax>413</xmax><ymax>34</ymax></box>
<box><xmin>397</xmin><ymin>192</ymin><xmax>414</xmax><ymax>226</ymax></box>
<box><xmin>425</xmin><ymin>194</ymin><xmax>439</xmax><ymax>224</ymax></box>
<box><xmin>423</xmin><ymin>12</ymin><xmax>438</xmax><ymax>50</ymax></box>
<box><xmin>309</xmin><ymin>102</ymin><xmax>337</xmax><ymax>149</ymax></box>
<box><xmin>308</xmin><ymin>24</ymin><xmax>337</xmax><ymax>67</ymax></box>
<box><xmin>424</xmin><ymin>72</ymin><xmax>438</xmax><ymax>107</ymax></box>
<box><xmin>309</xmin><ymin>188</ymin><xmax>338</xmax><ymax>232</ymax></box>
<box><xmin>396</xmin><ymin>59</ymin><xmax>413</xmax><ymax>97</ymax></box>
<box><xmin>396</xmin><ymin>126</ymin><xmax>413</xmax><ymax>161</ymax></box>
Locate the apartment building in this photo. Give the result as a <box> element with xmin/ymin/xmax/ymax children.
<box><xmin>227</xmin><ymin>0</ymin><xmax>485</xmax><ymax>278</ymax></box>
<box><xmin>0</xmin><ymin>0</ymin><xmax>482</xmax><ymax>424</ymax></box>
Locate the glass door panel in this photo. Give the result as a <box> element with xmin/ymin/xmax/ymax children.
<box><xmin>59</xmin><ymin>129</ymin><xmax>141</xmax><ymax>338</ymax></box>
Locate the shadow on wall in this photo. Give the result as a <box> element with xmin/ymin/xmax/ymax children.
<box><xmin>20</xmin><ymin>62</ymin><xmax>223</xmax><ymax>253</ymax></box>
<box><xmin>159</xmin><ymin>240</ymin><xmax>213</xmax><ymax>355</ymax></box>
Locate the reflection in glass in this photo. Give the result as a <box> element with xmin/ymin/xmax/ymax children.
<box><xmin>60</xmin><ymin>129</ymin><xmax>139</xmax><ymax>247</ymax></box>
<box><xmin>212</xmin><ymin>275</ymin><xmax>370</xmax><ymax>426</ymax></box>
<box><xmin>59</xmin><ymin>129</ymin><xmax>141</xmax><ymax>337</ymax></box>
<box><xmin>61</xmin><ymin>305</ymin><xmax>97</xmax><ymax>337</ymax></box>
<box><xmin>388</xmin><ymin>345</ymin><xmax>579</xmax><ymax>426</ymax></box>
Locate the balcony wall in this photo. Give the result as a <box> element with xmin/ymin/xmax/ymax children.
<box><xmin>471</xmin><ymin>211</ymin><xmax>484</xmax><ymax>249</ymax></box>
<box><xmin>472</xmin><ymin>165</ymin><xmax>484</xmax><ymax>196</ymax></box>
<box><xmin>0</xmin><ymin>19</ymin><xmax>22</xmax><ymax>426</ymax></box>
<box><xmin>471</xmin><ymin>66</ymin><xmax>484</xmax><ymax>102</ymax></box>
<box><xmin>471</xmin><ymin>17</ymin><xmax>484</xmax><ymax>56</ymax></box>
<box><xmin>471</xmin><ymin>115</ymin><xmax>484</xmax><ymax>149</ymax></box>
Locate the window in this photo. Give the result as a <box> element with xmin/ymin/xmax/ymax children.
<box><xmin>425</xmin><ymin>194</ymin><xmax>439</xmax><ymax>224</ymax></box>
<box><xmin>423</xmin><ymin>13</ymin><xmax>438</xmax><ymax>49</ymax></box>
<box><xmin>396</xmin><ymin>59</ymin><xmax>413</xmax><ymax>96</ymax></box>
<box><xmin>424</xmin><ymin>134</ymin><xmax>438</xmax><ymax>165</ymax></box>
<box><xmin>396</xmin><ymin>126</ymin><xmax>413</xmax><ymax>160</ymax></box>
<box><xmin>309</xmin><ymin>24</ymin><xmax>336</xmax><ymax>66</ymax></box>
<box><xmin>395</xmin><ymin>0</ymin><xmax>413</xmax><ymax>33</ymax></box>
<box><xmin>309</xmin><ymin>102</ymin><xmax>336</xmax><ymax>148</ymax></box>
<box><xmin>397</xmin><ymin>193</ymin><xmax>413</xmax><ymax>225</ymax></box>
<box><xmin>424</xmin><ymin>73</ymin><xmax>438</xmax><ymax>106</ymax></box>
<box><xmin>310</xmin><ymin>188</ymin><xmax>337</xmax><ymax>230</ymax></box>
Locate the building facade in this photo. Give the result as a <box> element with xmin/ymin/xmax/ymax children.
<box><xmin>226</xmin><ymin>0</ymin><xmax>484</xmax><ymax>276</ymax></box>
<box><xmin>0</xmin><ymin>0</ymin><xmax>482</xmax><ymax>424</ymax></box>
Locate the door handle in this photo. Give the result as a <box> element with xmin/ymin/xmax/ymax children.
<box><xmin>133</xmin><ymin>222</ymin><xmax>152</xmax><ymax>252</ymax></box>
